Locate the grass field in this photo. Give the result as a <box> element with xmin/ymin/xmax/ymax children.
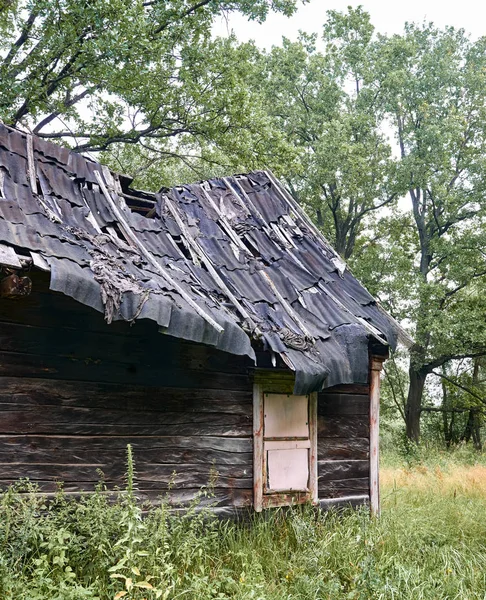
<box><xmin>1</xmin><ymin>449</ymin><xmax>486</xmax><ymax>599</ymax></box>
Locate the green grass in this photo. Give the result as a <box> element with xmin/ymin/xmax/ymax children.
<box><xmin>1</xmin><ymin>451</ymin><xmax>486</xmax><ymax>600</ymax></box>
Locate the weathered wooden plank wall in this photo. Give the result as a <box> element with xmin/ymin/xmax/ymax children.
<box><xmin>0</xmin><ymin>272</ymin><xmax>254</xmax><ymax>510</ymax></box>
<box><xmin>317</xmin><ymin>384</ymin><xmax>370</xmax><ymax>504</ymax></box>
<box><xmin>1</xmin><ymin>271</ymin><xmax>373</xmax><ymax>513</ymax></box>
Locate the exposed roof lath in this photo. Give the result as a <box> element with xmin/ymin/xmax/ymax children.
<box><xmin>0</xmin><ymin>123</ymin><xmax>411</xmax><ymax>393</ymax></box>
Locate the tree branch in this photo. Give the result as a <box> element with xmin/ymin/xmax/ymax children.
<box><xmin>383</xmin><ymin>365</ymin><xmax>406</xmax><ymax>422</ymax></box>
<box><xmin>33</xmin><ymin>88</ymin><xmax>93</xmax><ymax>134</ymax></box>
<box><xmin>3</xmin><ymin>10</ymin><xmax>38</xmax><ymax>68</ymax></box>
<box><xmin>431</xmin><ymin>369</ymin><xmax>486</xmax><ymax>405</ymax></box>
<box><xmin>426</xmin><ymin>351</ymin><xmax>486</xmax><ymax>373</ymax></box>
<box><xmin>152</xmin><ymin>0</ymin><xmax>213</xmax><ymax>35</ymax></box>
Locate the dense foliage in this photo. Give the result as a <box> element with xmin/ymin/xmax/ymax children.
<box><xmin>0</xmin><ymin>0</ymin><xmax>301</xmax><ymax>172</ymax></box>
<box><xmin>1</xmin><ymin>449</ymin><xmax>485</xmax><ymax>599</ymax></box>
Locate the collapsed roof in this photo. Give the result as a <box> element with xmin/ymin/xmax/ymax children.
<box><xmin>0</xmin><ymin>123</ymin><xmax>410</xmax><ymax>393</ymax></box>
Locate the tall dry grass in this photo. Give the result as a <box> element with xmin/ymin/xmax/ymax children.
<box><xmin>382</xmin><ymin>463</ymin><xmax>486</xmax><ymax>499</ymax></box>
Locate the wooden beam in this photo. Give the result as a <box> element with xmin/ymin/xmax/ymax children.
<box><xmin>253</xmin><ymin>383</ymin><xmax>263</xmax><ymax>512</ymax></box>
<box><xmin>26</xmin><ymin>133</ymin><xmax>37</xmax><ymax>194</ymax></box>
<box><xmin>251</xmin><ymin>369</ymin><xmax>295</xmax><ymax>394</ymax></box>
<box><xmin>309</xmin><ymin>391</ymin><xmax>318</xmax><ymax>504</ymax></box>
<box><xmin>370</xmin><ymin>356</ymin><xmax>385</xmax><ymax>517</ymax></box>
<box><xmin>319</xmin><ymin>495</ymin><xmax>369</xmax><ymax>510</ymax></box>
<box><xmin>30</xmin><ymin>252</ymin><xmax>50</xmax><ymax>271</ymax></box>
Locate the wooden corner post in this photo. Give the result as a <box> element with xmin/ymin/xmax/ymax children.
<box><xmin>253</xmin><ymin>383</ymin><xmax>264</xmax><ymax>512</ymax></box>
<box><xmin>370</xmin><ymin>356</ymin><xmax>385</xmax><ymax>517</ymax></box>
<box><xmin>308</xmin><ymin>392</ymin><xmax>318</xmax><ymax>505</ymax></box>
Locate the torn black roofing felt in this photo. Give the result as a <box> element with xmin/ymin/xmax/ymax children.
<box><xmin>0</xmin><ymin>123</ymin><xmax>410</xmax><ymax>393</ymax></box>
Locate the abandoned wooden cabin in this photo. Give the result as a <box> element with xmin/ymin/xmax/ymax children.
<box><xmin>0</xmin><ymin>123</ymin><xmax>410</xmax><ymax>516</ymax></box>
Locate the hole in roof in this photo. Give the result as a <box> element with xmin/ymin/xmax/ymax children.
<box><xmin>240</xmin><ymin>235</ymin><xmax>260</xmax><ymax>259</ymax></box>
<box><xmin>173</xmin><ymin>236</ymin><xmax>192</xmax><ymax>261</ymax></box>
<box><xmin>102</xmin><ymin>223</ymin><xmax>126</xmax><ymax>242</ymax></box>
<box><xmin>118</xmin><ymin>177</ymin><xmax>158</xmax><ymax>218</ymax></box>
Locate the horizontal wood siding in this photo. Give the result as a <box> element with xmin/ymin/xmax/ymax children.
<box><xmin>0</xmin><ymin>273</ymin><xmax>254</xmax><ymax>509</ymax></box>
<box><xmin>317</xmin><ymin>383</ymin><xmax>370</xmax><ymax>503</ymax></box>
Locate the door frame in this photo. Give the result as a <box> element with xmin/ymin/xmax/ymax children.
<box><xmin>253</xmin><ymin>371</ymin><xmax>317</xmax><ymax>511</ymax></box>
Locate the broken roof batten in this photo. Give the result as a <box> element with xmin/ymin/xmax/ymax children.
<box><xmin>94</xmin><ymin>169</ymin><xmax>224</xmax><ymax>335</ymax></box>
<box><xmin>0</xmin><ymin>122</ymin><xmax>410</xmax><ymax>393</ymax></box>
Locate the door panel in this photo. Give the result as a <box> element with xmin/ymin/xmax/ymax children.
<box><xmin>267</xmin><ymin>448</ymin><xmax>309</xmax><ymax>491</ymax></box>
<box><xmin>264</xmin><ymin>394</ymin><xmax>309</xmax><ymax>438</ymax></box>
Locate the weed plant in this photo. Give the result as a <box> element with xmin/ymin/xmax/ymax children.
<box><xmin>1</xmin><ymin>446</ymin><xmax>485</xmax><ymax>599</ymax></box>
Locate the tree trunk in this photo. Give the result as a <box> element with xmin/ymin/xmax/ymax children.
<box><xmin>472</xmin><ymin>413</ymin><xmax>482</xmax><ymax>451</ymax></box>
<box><xmin>450</xmin><ymin>410</ymin><xmax>457</xmax><ymax>445</ymax></box>
<box><xmin>471</xmin><ymin>358</ymin><xmax>483</xmax><ymax>450</ymax></box>
<box><xmin>441</xmin><ymin>377</ymin><xmax>451</xmax><ymax>448</ymax></box>
<box><xmin>462</xmin><ymin>410</ymin><xmax>475</xmax><ymax>443</ymax></box>
<box><xmin>405</xmin><ymin>367</ymin><xmax>427</xmax><ymax>442</ymax></box>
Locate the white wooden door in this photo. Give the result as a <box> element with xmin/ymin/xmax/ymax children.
<box><xmin>253</xmin><ymin>383</ymin><xmax>317</xmax><ymax>511</ymax></box>
<box><xmin>263</xmin><ymin>393</ymin><xmax>310</xmax><ymax>494</ymax></box>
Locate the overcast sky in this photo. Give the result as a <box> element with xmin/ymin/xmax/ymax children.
<box><xmin>214</xmin><ymin>0</ymin><xmax>484</xmax><ymax>48</ymax></box>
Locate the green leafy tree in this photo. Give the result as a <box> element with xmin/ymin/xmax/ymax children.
<box><xmin>435</xmin><ymin>358</ymin><xmax>485</xmax><ymax>450</ymax></box>
<box><xmin>257</xmin><ymin>7</ymin><xmax>398</xmax><ymax>259</ymax></box>
<box><xmin>369</xmin><ymin>24</ymin><xmax>486</xmax><ymax>441</ymax></box>
<box><xmin>100</xmin><ymin>38</ymin><xmax>299</xmax><ymax>188</ymax></box>
<box><xmin>0</xmin><ymin>0</ymin><xmax>302</xmax><ymax>165</ymax></box>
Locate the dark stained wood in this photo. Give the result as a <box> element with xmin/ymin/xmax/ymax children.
<box><xmin>317</xmin><ymin>415</ymin><xmax>369</xmax><ymax>438</ymax></box>
<box><xmin>0</xmin><ymin>436</ymin><xmax>252</xmax><ymax>465</ymax></box>
<box><xmin>0</xmin><ymin>288</ymin><xmax>149</xmax><ymax>334</ymax></box>
<box><xmin>0</xmin><ymin>350</ymin><xmax>252</xmax><ymax>389</ymax></box>
<box><xmin>316</xmin><ymin>384</ymin><xmax>371</xmax><ymax>503</ymax></box>
<box><xmin>317</xmin><ymin>437</ymin><xmax>369</xmax><ymax>460</ymax></box>
<box><xmin>0</xmin><ymin>277</ymin><xmax>374</xmax><ymax>514</ymax></box>
<box><xmin>0</xmin><ymin>434</ymin><xmax>252</xmax><ymax>454</ymax></box>
<box><xmin>0</xmin><ymin>408</ymin><xmax>252</xmax><ymax>437</ymax></box>
<box><xmin>0</xmin><ymin>320</ymin><xmax>250</xmax><ymax>375</ymax></box>
<box><xmin>319</xmin><ymin>477</ymin><xmax>370</xmax><ymax>498</ymax></box>
<box><xmin>0</xmin><ymin>279</ymin><xmax>255</xmax><ymax>508</ymax></box>
<box><xmin>0</xmin><ymin>463</ymin><xmax>252</xmax><ymax>486</ymax></box>
<box><xmin>252</xmin><ymin>369</ymin><xmax>294</xmax><ymax>395</ymax></box>
<box><xmin>0</xmin><ymin>378</ymin><xmax>252</xmax><ymax>413</ymax></box>
<box><xmin>318</xmin><ymin>460</ymin><xmax>369</xmax><ymax>482</ymax></box>
<box><xmin>318</xmin><ymin>394</ymin><xmax>369</xmax><ymax>416</ymax></box>
<box><xmin>151</xmin><ymin>487</ymin><xmax>253</xmax><ymax>508</ymax></box>
<box><xmin>0</xmin><ymin>483</ymin><xmax>253</xmax><ymax>508</ymax></box>
<box><xmin>321</xmin><ymin>384</ymin><xmax>369</xmax><ymax>395</ymax></box>
<box><xmin>0</xmin><ymin>276</ymin><xmax>252</xmax><ymax>379</ymax></box>
<box><xmin>0</xmin><ymin>271</ymin><xmax>152</xmax><ymax>334</ymax></box>
<box><xmin>0</xmin><ymin>318</ymin><xmax>254</xmax><ymax>504</ymax></box>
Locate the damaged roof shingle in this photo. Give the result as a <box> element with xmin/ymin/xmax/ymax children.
<box><xmin>0</xmin><ymin>123</ymin><xmax>411</xmax><ymax>394</ymax></box>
